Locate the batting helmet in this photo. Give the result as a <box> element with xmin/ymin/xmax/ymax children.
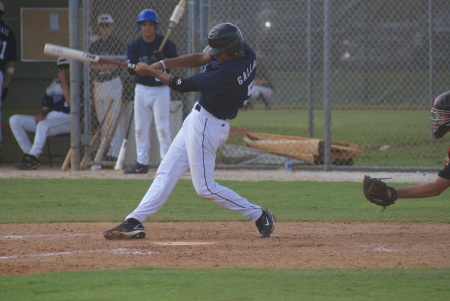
<box><xmin>136</xmin><ymin>9</ymin><xmax>159</xmax><ymax>31</ymax></box>
<box><xmin>431</xmin><ymin>91</ymin><xmax>450</xmax><ymax>138</ymax></box>
<box><xmin>203</xmin><ymin>23</ymin><xmax>243</xmax><ymax>57</ymax></box>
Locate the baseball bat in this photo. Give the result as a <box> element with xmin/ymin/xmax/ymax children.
<box><xmin>61</xmin><ymin>149</ymin><xmax>71</xmax><ymax>171</ymax></box>
<box><xmin>93</xmin><ymin>101</ymin><xmax>127</xmax><ymax>165</ymax></box>
<box><xmin>158</xmin><ymin>0</ymin><xmax>187</xmax><ymax>52</ymax></box>
<box><xmin>80</xmin><ymin>101</ymin><xmax>113</xmax><ymax>169</ymax></box>
<box><xmin>44</xmin><ymin>43</ymin><xmax>135</xmax><ymax>68</ymax></box>
<box><xmin>114</xmin><ymin>109</ymin><xmax>134</xmax><ymax>170</ymax></box>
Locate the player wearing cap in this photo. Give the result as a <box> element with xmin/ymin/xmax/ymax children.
<box><xmin>0</xmin><ymin>1</ymin><xmax>17</xmax><ymax>150</ymax></box>
<box><xmin>103</xmin><ymin>23</ymin><xmax>275</xmax><ymax>240</ymax></box>
<box><xmin>124</xmin><ymin>9</ymin><xmax>178</xmax><ymax>174</ymax></box>
<box><xmin>9</xmin><ymin>58</ymin><xmax>71</xmax><ymax>170</ymax></box>
<box><xmin>89</xmin><ymin>14</ymin><xmax>126</xmax><ymax>163</ymax></box>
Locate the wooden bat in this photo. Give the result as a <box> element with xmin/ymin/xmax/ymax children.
<box><xmin>114</xmin><ymin>109</ymin><xmax>134</xmax><ymax>170</ymax></box>
<box><xmin>80</xmin><ymin>102</ymin><xmax>113</xmax><ymax>169</ymax></box>
<box><xmin>158</xmin><ymin>0</ymin><xmax>187</xmax><ymax>52</ymax></box>
<box><xmin>44</xmin><ymin>43</ymin><xmax>135</xmax><ymax>68</ymax></box>
<box><xmin>92</xmin><ymin>101</ymin><xmax>127</xmax><ymax>165</ymax></box>
<box><xmin>61</xmin><ymin>149</ymin><xmax>71</xmax><ymax>171</ymax></box>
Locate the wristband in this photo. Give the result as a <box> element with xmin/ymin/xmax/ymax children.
<box><xmin>159</xmin><ymin>60</ymin><xmax>166</xmax><ymax>71</ymax></box>
<box><xmin>7</xmin><ymin>67</ymin><xmax>15</xmax><ymax>74</ymax></box>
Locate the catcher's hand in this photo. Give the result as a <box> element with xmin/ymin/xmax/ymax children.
<box><xmin>363</xmin><ymin>175</ymin><xmax>397</xmax><ymax>210</ymax></box>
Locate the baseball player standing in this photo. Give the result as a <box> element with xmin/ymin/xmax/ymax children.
<box><xmin>124</xmin><ymin>9</ymin><xmax>178</xmax><ymax>174</ymax></box>
<box><xmin>89</xmin><ymin>14</ymin><xmax>126</xmax><ymax>162</ymax></box>
<box><xmin>0</xmin><ymin>1</ymin><xmax>17</xmax><ymax>151</ymax></box>
<box><xmin>104</xmin><ymin>23</ymin><xmax>275</xmax><ymax>240</ymax></box>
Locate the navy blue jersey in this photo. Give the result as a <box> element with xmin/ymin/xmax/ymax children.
<box><xmin>0</xmin><ymin>20</ymin><xmax>17</xmax><ymax>73</ymax></box>
<box><xmin>191</xmin><ymin>43</ymin><xmax>256</xmax><ymax>120</ymax></box>
<box><xmin>127</xmin><ymin>35</ymin><xmax>177</xmax><ymax>87</ymax></box>
<box><xmin>42</xmin><ymin>79</ymin><xmax>70</xmax><ymax>114</ymax></box>
<box><xmin>89</xmin><ymin>35</ymin><xmax>125</xmax><ymax>81</ymax></box>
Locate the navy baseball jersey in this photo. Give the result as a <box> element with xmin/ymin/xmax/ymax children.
<box><xmin>89</xmin><ymin>35</ymin><xmax>125</xmax><ymax>81</ymax></box>
<box><xmin>192</xmin><ymin>43</ymin><xmax>256</xmax><ymax>120</ymax></box>
<box><xmin>42</xmin><ymin>79</ymin><xmax>70</xmax><ymax>114</ymax></box>
<box><xmin>0</xmin><ymin>20</ymin><xmax>17</xmax><ymax>73</ymax></box>
<box><xmin>127</xmin><ymin>35</ymin><xmax>177</xmax><ymax>87</ymax></box>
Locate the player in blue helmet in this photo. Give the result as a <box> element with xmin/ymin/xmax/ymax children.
<box><xmin>124</xmin><ymin>9</ymin><xmax>178</xmax><ymax>174</ymax></box>
<box><xmin>136</xmin><ymin>9</ymin><xmax>159</xmax><ymax>31</ymax></box>
<box><xmin>103</xmin><ymin>23</ymin><xmax>275</xmax><ymax>240</ymax></box>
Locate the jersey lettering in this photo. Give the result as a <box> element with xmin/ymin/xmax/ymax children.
<box><xmin>248</xmin><ymin>81</ymin><xmax>253</xmax><ymax>97</ymax></box>
<box><xmin>237</xmin><ymin>60</ymin><xmax>256</xmax><ymax>85</ymax></box>
<box><xmin>0</xmin><ymin>40</ymin><xmax>7</xmax><ymax>59</ymax></box>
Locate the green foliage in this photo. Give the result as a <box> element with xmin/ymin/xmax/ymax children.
<box><xmin>1</xmin><ymin>267</ymin><xmax>449</xmax><ymax>301</ymax></box>
<box><xmin>1</xmin><ymin>178</ymin><xmax>449</xmax><ymax>223</ymax></box>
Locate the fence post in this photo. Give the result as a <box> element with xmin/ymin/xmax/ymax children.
<box><xmin>69</xmin><ymin>0</ymin><xmax>81</xmax><ymax>170</ymax></box>
<box><xmin>323</xmin><ymin>0</ymin><xmax>332</xmax><ymax>170</ymax></box>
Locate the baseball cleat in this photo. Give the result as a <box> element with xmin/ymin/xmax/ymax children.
<box><xmin>103</xmin><ymin>218</ymin><xmax>146</xmax><ymax>240</ymax></box>
<box><xmin>16</xmin><ymin>154</ymin><xmax>39</xmax><ymax>170</ymax></box>
<box><xmin>124</xmin><ymin>163</ymin><xmax>149</xmax><ymax>174</ymax></box>
<box><xmin>255</xmin><ymin>209</ymin><xmax>275</xmax><ymax>238</ymax></box>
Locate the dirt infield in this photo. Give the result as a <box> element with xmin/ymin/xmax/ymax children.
<box><xmin>1</xmin><ymin>221</ymin><xmax>449</xmax><ymax>276</ymax></box>
<box><xmin>1</xmin><ymin>167</ymin><xmax>449</xmax><ymax>276</ymax></box>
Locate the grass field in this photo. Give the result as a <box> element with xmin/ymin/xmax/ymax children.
<box><xmin>2</xmin><ymin>107</ymin><xmax>450</xmax><ymax>168</ymax></box>
<box><xmin>0</xmin><ymin>178</ymin><xmax>449</xmax><ymax>300</ymax></box>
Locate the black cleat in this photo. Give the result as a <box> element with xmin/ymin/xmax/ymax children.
<box><xmin>103</xmin><ymin>218</ymin><xmax>146</xmax><ymax>240</ymax></box>
<box><xmin>124</xmin><ymin>163</ymin><xmax>149</xmax><ymax>174</ymax></box>
<box><xmin>255</xmin><ymin>209</ymin><xmax>275</xmax><ymax>238</ymax></box>
<box><xmin>16</xmin><ymin>154</ymin><xmax>39</xmax><ymax>170</ymax></box>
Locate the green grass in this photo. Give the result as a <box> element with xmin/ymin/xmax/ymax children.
<box><xmin>229</xmin><ymin>108</ymin><xmax>450</xmax><ymax>167</ymax></box>
<box><xmin>1</xmin><ymin>178</ymin><xmax>449</xmax><ymax>223</ymax></box>
<box><xmin>1</xmin><ymin>178</ymin><xmax>449</xmax><ymax>300</ymax></box>
<box><xmin>1</xmin><ymin>267</ymin><xmax>449</xmax><ymax>301</ymax></box>
<box><xmin>3</xmin><ymin>106</ymin><xmax>450</xmax><ymax>168</ymax></box>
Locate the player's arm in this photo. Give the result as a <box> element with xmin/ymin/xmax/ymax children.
<box><xmin>36</xmin><ymin>106</ymin><xmax>50</xmax><ymax>123</ymax></box>
<box><xmin>396</xmin><ymin>176</ymin><xmax>450</xmax><ymax>198</ymax></box>
<box><xmin>58</xmin><ymin>68</ymin><xmax>71</xmax><ymax>105</ymax></box>
<box><xmin>3</xmin><ymin>61</ymin><xmax>16</xmax><ymax>89</ymax></box>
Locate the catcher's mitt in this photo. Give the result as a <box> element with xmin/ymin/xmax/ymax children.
<box><xmin>363</xmin><ymin>175</ymin><xmax>397</xmax><ymax>210</ymax></box>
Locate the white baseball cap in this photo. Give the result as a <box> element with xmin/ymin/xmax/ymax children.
<box><xmin>57</xmin><ymin>57</ymin><xmax>70</xmax><ymax>66</ymax></box>
<box><xmin>97</xmin><ymin>14</ymin><xmax>114</xmax><ymax>24</ymax></box>
<box><xmin>0</xmin><ymin>1</ymin><xmax>4</xmax><ymax>12</ymax></box>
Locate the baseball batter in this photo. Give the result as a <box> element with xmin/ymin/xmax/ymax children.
<box><xmin>124</xmin><ymin>9</ymin><xmax>178</xmax><ymax>174</ymax></box>
<box><xmin>0</xmin><ymin>1</ymin><xmax>17</xmax><ymax>150</ymax></box>
<box><xmin>104</xmin><ymin>23</ymin><xmax>275</xmax><ymax>239</ymax></box>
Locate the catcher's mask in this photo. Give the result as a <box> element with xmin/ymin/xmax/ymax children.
<box><xmin>431</xmin><ymin>91</ymin><xmax>450</xmax><ymax>139</ymax></box>
<box><xmin>203</xmin><ymin>23</ymin><xmax>243</xmax><ymax>57</ymax></box>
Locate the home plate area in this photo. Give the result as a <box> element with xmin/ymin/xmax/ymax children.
<box><xmin>0</xmin><ymin>221</ymin><xmax>449</xmax><ymax>276</ymax></box>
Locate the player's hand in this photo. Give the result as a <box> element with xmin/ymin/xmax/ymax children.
<box><xmin>135</xmin><ymin>62</ymin><xmax>153</xmax><ymax>76</ymax></box>
<box><xmin>153</xmin><ymin>50</ymin><xmax>164</xmax><ymax>61</ymax></box>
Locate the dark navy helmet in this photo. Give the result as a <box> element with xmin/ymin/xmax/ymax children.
<box><xmin>136</xmin><ymin>9</ymin><xmax>159</xmax><ymax>31</ymax></box>
<box><xmin>431</xmin><ymin>91</ymin><xmax>450</xmax><ymax>139</ymax></box>
<box><xmin>203</xmin><ymin>23</ymin><xmax>243</xmax><ymax>57</ymax></box>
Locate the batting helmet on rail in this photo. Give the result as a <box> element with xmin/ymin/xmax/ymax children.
<box><xmin>136</xmin><ymin>9</ymin><xmax>159</xmax><ymax>31</ymax></box>
<box><xmin>431</xmin><ymin>91</ymin><xmax>450</xmax><ymax>139</ymax></box>
<box><xmin>203</xmin><ymin>23</ymin><xmax>243</xmax><ymax>57</ymax></box>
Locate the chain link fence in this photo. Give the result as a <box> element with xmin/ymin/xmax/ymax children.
<box><xmin>3</xmin><ymin>0</ymin><xmax>449</xmax><ymax>171</ymax></box>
